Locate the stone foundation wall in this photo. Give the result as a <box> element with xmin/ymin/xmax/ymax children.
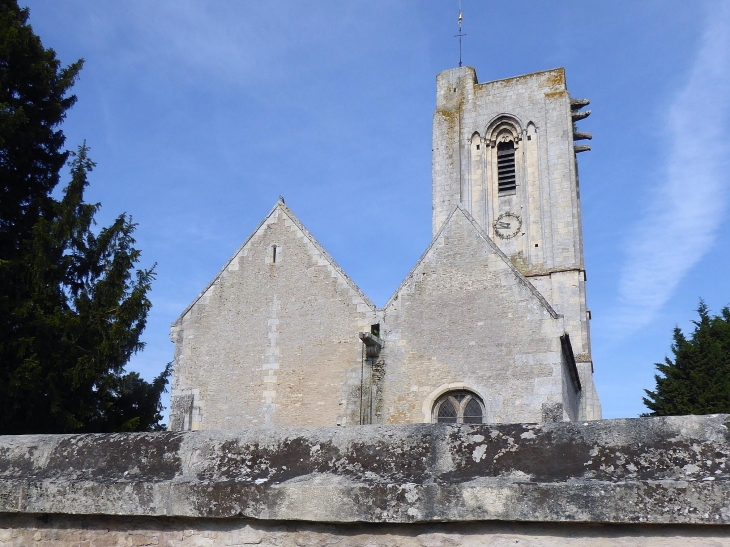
<box><xmin>2</xmin><ymin>515</ymin><xmax>729</xmax><ymax>547</ymax></box>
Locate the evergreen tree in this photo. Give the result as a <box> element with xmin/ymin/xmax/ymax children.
<box><xmin>643</xmin><ymin>301</ymin><xmax>730</xmax><ymax>416</ymax></box>
<box><xmin>0</xmin><ymin>1</ymin><xmax>169</xmax><ymax>433</ymax></box>
<box><xmin>0</xmin><ymin>0</ymin><xmax>80</xmax><ymax>258</ymax></box>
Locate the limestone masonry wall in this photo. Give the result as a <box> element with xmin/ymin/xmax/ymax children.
<box><xmin>2</xmin><ymin>415</ymin><xmax>729</xmax><ymax>524</ymax></box>
<box><xmin>430</xmin><ymin>67</ymin><xmax>599</xmax><ymax>417</ymax></box>
<box><xmin>169</xmin><ymin>203</ymin><xmax>376</xmax><ymax>430</ymax></box>
<box><xmin>0</xmin><ymin>415</ymin><xmax>730</xmax><ymax>547</ymax></box>
<box><xmin>380</xmin><ymin>206</ymin><xmax>577</xmax><ymax>423</ymax></box>
<box><xmin>2</xmin><ymin>415</ymin><xmax>730</xmax><ymax>544</ymax></box>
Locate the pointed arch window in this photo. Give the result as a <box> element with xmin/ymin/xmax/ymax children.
<box><xmin>432</xmin><ymin>390</ymin><xmax>485</xmax><ymax>424</ymax></box>
<box><xmin>497</xmin><ymin>140</ymin><xmax>516</xmax><ymax>194</ymax></box>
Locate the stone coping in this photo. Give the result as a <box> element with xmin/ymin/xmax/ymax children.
<box><xmin>0</xmin><ymin>415</ymin><xmax>728</xmax><ymax>525</ymax></box>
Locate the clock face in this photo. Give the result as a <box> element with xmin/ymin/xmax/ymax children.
<box><xmin>493</xmin><ymin>212</ymin><xmax>522</xmax><ymax>239</ymax></box>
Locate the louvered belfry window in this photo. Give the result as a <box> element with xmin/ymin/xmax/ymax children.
<box><xmin>497</xmin><ymin>140</ymin><xmax>517</xmax><ymax>194</ymax></box>
<box><xmin>433</xmin><ymin>390</ymin><xmax>485</xmax><ymax>424</ymax></box>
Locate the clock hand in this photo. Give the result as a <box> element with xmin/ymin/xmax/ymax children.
<box><xmin>496</xmin><ymin>222</ymin><xmax>510</xmax><ymax>229</ymax></box>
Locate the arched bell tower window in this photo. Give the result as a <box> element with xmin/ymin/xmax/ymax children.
<box><xmin>497</xmin><ymin>140</ymin><xmax>516</xmax><ymax>194</ymax></box>
<box><xmin>432</xmin><ymin>390</ymin><xmax>485</xmax><ymax>424</ymax></box>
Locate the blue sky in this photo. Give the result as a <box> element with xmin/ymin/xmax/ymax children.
<box><xmin>23</xmin><ymin>0</ymin><xmax>730</xmax><ymax>420</ymax></box>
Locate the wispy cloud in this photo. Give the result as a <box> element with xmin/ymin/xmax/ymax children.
<box><xmin>606</xmin><ymin>0</ymin><xmax>730</xmax><ymax>337</ymax></box>
<box><xmin>115</xmin><ymin>2</ymin><xmax>398</xmax><ymax>91</ymax></box>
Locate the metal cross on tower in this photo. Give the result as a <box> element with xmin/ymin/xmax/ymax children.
<box><xmin>454</xmin><ymin>3</ymin><xmax>466</xmax><ymax>67</ymax></box>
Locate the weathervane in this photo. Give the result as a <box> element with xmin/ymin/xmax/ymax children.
<box><xmin>454</xmin><ymin>1</ymin><xmax>466</xmax><ymax>67</ymax></box>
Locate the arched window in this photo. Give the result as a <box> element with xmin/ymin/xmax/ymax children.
<box><xmin>432</xmin><ymin>390</ymin><xmax>485</xmax><ymax>424</ymax></box>
<box><xmin>497</xmin><ymin>140</ymin><xmax>516</xmax><ymax>194</ymax></box>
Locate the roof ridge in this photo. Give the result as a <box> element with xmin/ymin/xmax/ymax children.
<box><xmin>455</xmin><ymin>204</ymin><xmax>560</xmax><ymax>319</ymax></box>
<box><xmin>380</xmin><ymin>205</ymin><xmax>559</xmax><ymax>319</ymax></box>
<box><xmin>381</xmin><ymin>207</ymin><xmax>459</xmax><ymax>310</ymax></box>
<box><xmin>277</xmin><ymin>203</ymin><xmax>376</xmax><ymax>310</ymax></box>
<box><xmin>173</xmin><ymin>201</ymin><xmax>375</xmax><ymax>327</ymax></box>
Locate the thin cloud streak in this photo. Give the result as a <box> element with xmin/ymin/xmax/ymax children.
<box><xmin>605</xmin><ymin>0</ymin><xmax>730</xmax><ymax>338</ymax></box>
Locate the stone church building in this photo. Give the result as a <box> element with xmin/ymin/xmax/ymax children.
<box><xmin>4</xmin><ymin>66</ymin><xmax>723</xmax><ymax>547</ymax></box>
<box><xmin>169</xmin><ymin>66</ymin><xmax>601</xmax><ymax>431</ymax></box>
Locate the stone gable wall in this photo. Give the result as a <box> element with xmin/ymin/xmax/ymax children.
<box><xmin>170</xmin><ymin>205</ymin><xmax>376</xmax><ymax>430</ymax></box>
<box><xmin>380</xmin><ymin>207</ymin><xmax>577</xmax><ymax>424</ymax></box>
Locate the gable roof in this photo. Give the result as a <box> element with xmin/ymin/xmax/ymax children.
<box><xmin>382</xmin><ymin>204</ymin><xmax>559</xmax><ymax>319</ymax></box>
<box><xmin>172</xmin><ymin>200</ymin><xmax>376</xmax><ymax>326</ymax></box>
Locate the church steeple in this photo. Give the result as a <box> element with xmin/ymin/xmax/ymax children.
<box><xmin>431</xmin><ymin>66</ymin><xmax>601</xmax><ymax>420</ymax></box>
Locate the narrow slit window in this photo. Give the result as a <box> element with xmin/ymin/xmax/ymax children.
<box><xmin>272</xmin><ymin>245</ymin><xmax>277</xmax><ymax>263</ymax></box>
<box><xmin>497</xmin><ymin>140</ymin><xmax>517</xmax><ymax>194</ymax></box>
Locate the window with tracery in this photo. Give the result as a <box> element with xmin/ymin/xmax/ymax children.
<box><xmin>432</xmin><ymin>390</ymin><xmax>485</xmax><ymax>424</ymax></box>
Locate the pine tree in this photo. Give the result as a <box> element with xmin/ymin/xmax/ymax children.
<box><xmin>0</xmin><ymin>1</ymin><xmax>168</xmax><ymax>433</ymax></box>
<box><xmin>643</xmin><ymin>301</ymin><xmax>730</xmax><ymax>416</ymax></box>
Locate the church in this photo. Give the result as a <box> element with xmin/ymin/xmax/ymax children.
<box><xmin>168</xmin><ymin>65</ymin><xmax>601</xmax><ymax>431</ymax></box>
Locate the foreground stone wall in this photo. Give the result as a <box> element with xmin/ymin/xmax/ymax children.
<box><xmin>1</xmin><ymin>415</ymin><xmax>730</xmax><ymax>525</ymax></box>
<box><xmin>2</xmin><ymin>514</ymin><xmax>729</xmax><ymax>546</ymax></box>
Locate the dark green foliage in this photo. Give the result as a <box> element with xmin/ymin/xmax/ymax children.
<box><xmin>643</xmin><ymin>301</ymin><xmax>730</xmax><ymax>416</ymax></box>
<box><xmin>0</xmin><ymin>0</ymin><xmax>168</xmax><ymax>433</ymax></box>
<box><xmin>0</xmin><ymin>0</ymin><xmax>81</xmax><ymax>257</ymax></box>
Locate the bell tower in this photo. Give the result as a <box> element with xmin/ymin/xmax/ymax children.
<box><xmin>431</xmin><ymin>66</ymin><xmax>600</xmax><ymax>420</ymax></box>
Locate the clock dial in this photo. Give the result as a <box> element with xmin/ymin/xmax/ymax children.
<box><xmin>493</xmin><ymin>212</ymin><xmax>522</xmax><ymax>239</ymax></box>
